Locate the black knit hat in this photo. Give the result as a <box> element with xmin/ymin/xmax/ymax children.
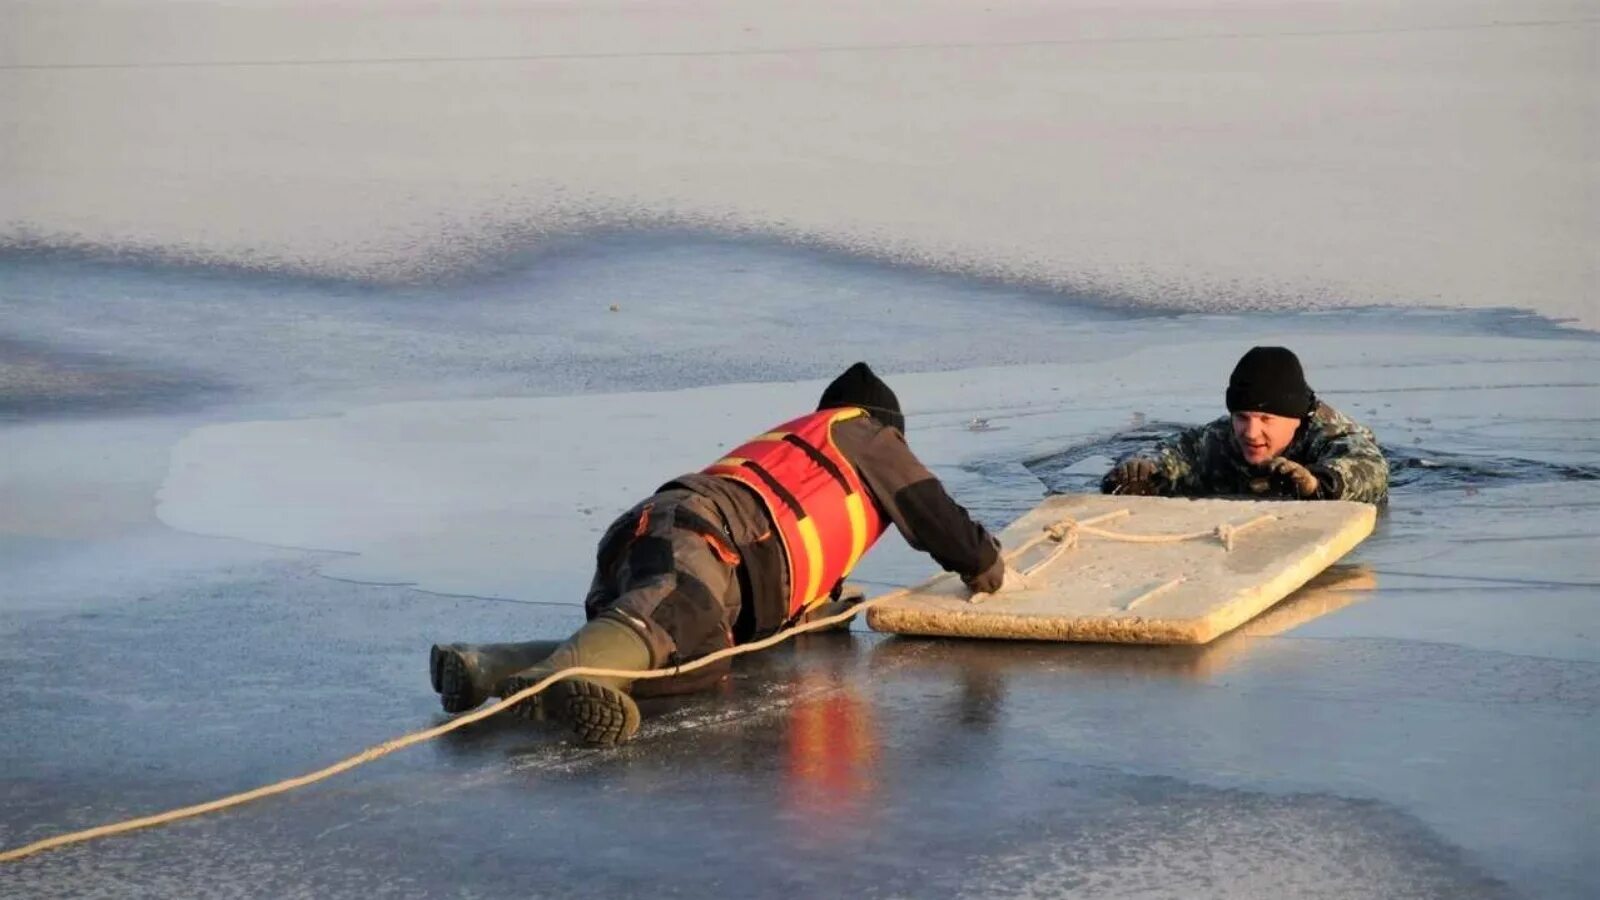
<box><xmin>818</xmin><ymin>362</ymin><xmax>905</xmax><ymax>433</ymax></box>
<box><xmin>1225</xmin><ymin>346</ymin><xmax>1315</xmax><ymax>419</ymax></box>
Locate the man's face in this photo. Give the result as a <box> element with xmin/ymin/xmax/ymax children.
<box><xmin>1231</xmin><ymin>411</ymin><xmax>1300</xmax><ymax>465</ymax></box>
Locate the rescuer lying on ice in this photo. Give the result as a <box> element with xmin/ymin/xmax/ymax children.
<box><xmin>429</xmin><ymin>362</ymin><xmax>1023</xmax><ymax>746</ymax></box>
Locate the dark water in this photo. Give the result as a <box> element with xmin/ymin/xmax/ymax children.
<box><xmin>1023</xmin><ymin>422</ymin><xmax>1600</xmax><ymax>496</ymax></box>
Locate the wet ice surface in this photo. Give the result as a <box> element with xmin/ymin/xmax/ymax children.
<box><xmin>2</xmin><ymin>235</ymin><xmax>1596</xmax><ymax>898</ymax></box>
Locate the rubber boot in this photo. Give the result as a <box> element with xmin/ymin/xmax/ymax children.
<box><xmin>495</xmin><ymin>617</ymin><xmax>653</xmax><ymax>746</ymax></box>
<box><xmin>631</xmin><ymin>656</ymin><xmax>731</xmax><ymax>699</ymax></box>
<box><xmin>430</xmin><ymin>640</ymin><xmax>560</xmax><ymax>714</ymax></box>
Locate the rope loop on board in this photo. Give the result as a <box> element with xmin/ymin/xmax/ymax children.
<box><xmin>1041</xmin><ymin>511</ymin><xmax>1275</xmax><ymax>553</ymax></box>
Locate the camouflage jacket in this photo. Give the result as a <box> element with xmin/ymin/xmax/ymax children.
<box><xmin>1103</xmin><ymin>402</ymin><xmax>1389</xmax><ymax>503</ymax></box>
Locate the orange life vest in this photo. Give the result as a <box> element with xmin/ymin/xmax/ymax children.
<box><xmin>704</xmin><ymin>408</ymin><xmax>888</xmax><ymax>618</ymax></box>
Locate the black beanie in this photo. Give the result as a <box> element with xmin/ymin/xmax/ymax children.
<box><xmin>818</xmin><ymin>362</ymin><xmax>905</xmax><ymax>433</ymax></box>
<box><xmin>1225</xmin><ymin>347</ymin><xmax>1315</xmax><ymax>419</ymax></box>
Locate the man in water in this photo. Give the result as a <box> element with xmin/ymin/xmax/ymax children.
<box><xmin>1102</xmin><ymin>346</ymin><xmax>1389</xmax><ymax>502</ymax></box>
<box><xmin>430</xmin><ymin>362</ymin><xmax>1022</xmax><ymax>745</ymax></box>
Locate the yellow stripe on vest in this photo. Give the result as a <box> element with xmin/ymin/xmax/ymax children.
<box><xmin>796</xmin><ymin>515</ymin><xmax>825</xmax><ymax>606</ymax></box>
<box><xmin>843</xmin><ymin>492</ymin><xmax>868</xmax><ymax>575</ymax></box>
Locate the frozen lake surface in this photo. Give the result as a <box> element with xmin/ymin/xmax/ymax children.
<box><xmin>2</xmin><ymin>235</ymin><xmax>1596</xmax><ymax>898</ymax></box>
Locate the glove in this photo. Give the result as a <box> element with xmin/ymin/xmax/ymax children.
<box><xmin>967</xmin><ymin>565</ymin><xmax>1028</xmax><ymax>602</ymax></box>
<box><xmin>962</xmin><ymin>567</ymin><xmax>1001</xmax><ymax>595</ymax></box>
<box><xmin>1267</xmin><ymin>457</ymin><xmax>1321</xmax><ymax>498</ymax></box>
<box><xmin>1105</xmin><ymin>458</ymin><xmax>1160</xmax><ymax>495</ymax></box>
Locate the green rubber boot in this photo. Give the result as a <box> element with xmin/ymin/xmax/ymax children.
<box><xmin>495</xmin><ymin>617</ymin><xmax>653</xmax><ymax>746</ymax></box>
<box><xmin>429</xmin><ymin>640</ymin><xmax>561</xmax><ymax>714</ymax></box>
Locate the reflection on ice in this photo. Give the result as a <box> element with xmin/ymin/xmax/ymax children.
<box><xmin>869</xmin><ymin>564</ymin><xmax>1378</xmax><ymax>683</ymax></box>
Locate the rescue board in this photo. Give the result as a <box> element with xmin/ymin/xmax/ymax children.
<box><xmin>865</xmin><ymin>494</ymin><xmax>1376</xmax><ymax>645</ymax></box>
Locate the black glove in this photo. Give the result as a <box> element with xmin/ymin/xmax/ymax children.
<box><xmin>1104</xmin><ymin>458</ymin><xmax>1160</xmax><ymax>495</ymax></box>
<box><xmin>962</xmin><ymin>552</ymin><xmax>1007</xmax><ymax>595</ymax></box>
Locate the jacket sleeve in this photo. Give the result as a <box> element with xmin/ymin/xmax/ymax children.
<box><xmin>1303</xmin><ymin>419</ymin><xmax>1390</xmax><ymax>503</ymax></box>
<box><xmin>836</xmin><ymin>419</ymin><xmax>1005</xmax><ymax>590</ymax></box>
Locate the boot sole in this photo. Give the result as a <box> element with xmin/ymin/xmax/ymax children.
<box><xmin>503</xmin><ymin>675</ymin><xmax>639</xmax><ymax>746</ymax></box>
<box><xmin>430</xmin><ymin>645</ymin><xmax>486</xmax><ymax>715</ymax></box>
<box><xmin>558</xmin><ymin>679</ymin><xmax>641</xmax><ymax>746</ymax></box>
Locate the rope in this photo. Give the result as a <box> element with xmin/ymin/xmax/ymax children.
<box><xmin>998</xmin><ymin>509</ymin><xmax>1275</xmax><ymax>583</ymax></box>
<box><xmin>1043</xmin><ymin>511</ymin><xmax>1275</xmax><ymax>553</ymax></box>
<box><xmin>0</xmin><ymin>508</ymin><xmax>1280</xmax><ymax>863</ymax></box>
<box><xmin>1004</xmin><ymin>509</ymin><xmax>1129</xmax><ymax>577</ymax></box>
<box><xmin>0</xmin><ymin>592</ymin><xmax>903</xmax><ymax>865</ymax></box>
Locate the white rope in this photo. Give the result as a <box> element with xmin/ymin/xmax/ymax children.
<box><xmin>1042</xmin><ymin>512</ymin><xmax>1275</xmax><ymax>554</ymax></box>
<box><xmin>1</xmin><ymin>509</ymin><xmax>1280</xmax><ymax>863</ymax></box>
<box><xmin>0</xmin><ymin>593</ymin><xmax>901</xmax><ymax>864</ymax></box>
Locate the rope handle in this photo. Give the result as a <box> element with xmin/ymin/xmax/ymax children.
<box><xmin>1003</xmin><ymin>509</ymin><xmax>1277</xmax><ymax>584</ymax></box>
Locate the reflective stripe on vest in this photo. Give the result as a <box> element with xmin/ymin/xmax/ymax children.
<box><xmin>704</xmin><ymin>408</ymin><xmax>888</xmax><ymax>617</ymax></box>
